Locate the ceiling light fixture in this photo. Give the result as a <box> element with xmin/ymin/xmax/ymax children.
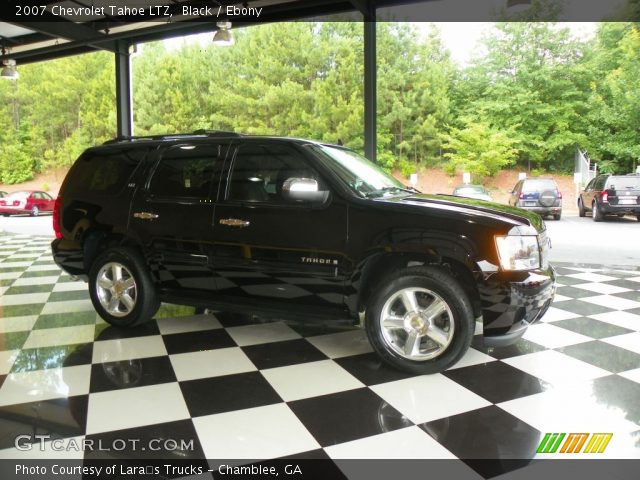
<box><xmin>212</xmin><ymin>21</ymin><xmax>234</xmax><ymax>46</ymax></box>
<box><xmin>1</xmin><ymin>43</ymin><xmax>19</xmax><ymax>80</ymax></box>
<box><xmin>1</xmin><ymin>59</ymin><xmax>19</xmax><ymax>79</ymax></box>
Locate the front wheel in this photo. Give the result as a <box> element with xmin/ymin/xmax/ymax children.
<box><xmin>365</xmin><ymin>266</ymin><xmax>475</xmax><ymax>374</ymax></box>
<box><xmin>578</xmin><ymin>199</ymin><xmax>585</xmax><ymax>217</ymax></box>
<box><xmin>88</xmin><ymin>247</ymin><xmax>160</xmax><ymax>327</ymax></box>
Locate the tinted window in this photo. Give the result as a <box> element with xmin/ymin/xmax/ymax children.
<box><xmin>594</xmin><ymin>176</ymin><xmax>607</xmax><ymax>190</ymax></box>
<box><xmin>522</xmin><ymin>179</ymin><xmax>557</xmax><ymax>192</ymax></box>
<box><xmin>227</xmin><ymin>143</ymin><xmax>319</xmax><ymax>203</ymax></box>
<box><xmin>605</xmin><ymin>176</ymin><xmax>640</xmax><ymax>190</ymax></box>
<box><xmin>67</xmin><ymin>148</ymin><xmax>146</xmax><ymax>195</ymax></box>
<box><xmin>149</xmin><ymin>144</ymin><xmax>223</xmax><ymax>198</ymax></box>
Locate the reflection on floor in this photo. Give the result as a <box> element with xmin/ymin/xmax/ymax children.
<box><xmin>1</xmin><ymin>234</ymin><xmax>639</xmax><ymax>478</ymax></box>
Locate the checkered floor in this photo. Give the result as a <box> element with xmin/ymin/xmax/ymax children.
<box><xmin>0</xmin><ymin>233</ymin><xmax>639</xmax><ymax>477</ymax></box>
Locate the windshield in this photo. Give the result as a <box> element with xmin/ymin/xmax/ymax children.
<box><xmin>454</xmin><ymin>186</ymin><xmax>486</xmax><ymax>195</ymax></box>
<box><xmin>312</xmin><ymin>145</ymin><xmax>410</xmax><ymax>198</ymax></box>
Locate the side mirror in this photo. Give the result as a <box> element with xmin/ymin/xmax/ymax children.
<box><xmin>282</xmin><ymin>178</ymin><xmax>330</xmax><ymax>204</ymax></box>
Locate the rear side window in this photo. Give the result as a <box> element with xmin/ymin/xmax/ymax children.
<box><xmin>594</xmin><ymin>176</ymin><xmax>607</xmax><ymax>190</ymax></box>
<box><xmin>66</xmin><ymin>148</ymin><xmax>147</xmax><ymax>195</ymax></box>
<box><xmin>148</xmin><ymin>144</ymin><xmax>223</xmax><ymax>199</ymax></box>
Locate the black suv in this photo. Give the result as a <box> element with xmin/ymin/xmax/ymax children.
<box><xmin>508</xmin><ymin>177</ymin><xmax>563</xmax><ymax>220</ymax></box>
<box><xmin>578</xmin><ymin>174</ymin><xmax>640</xmax><ymax>222</ymax></box>
<box><xmin>52</xmin><ymin>132</ymin><xmax>555</xmax><ymax>373</ymax></box>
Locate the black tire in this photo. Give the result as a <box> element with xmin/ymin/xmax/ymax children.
<box><xmin>553</xmin><ymin>212</ymin><xmax>562</xmax><ymax>221</ymax></box>
<box><xmin>31</xmin><ymin>206</ymin><xmax>39</xmax><ymax>217</ymax></box>
<box><xmin>636</xmin><ymin>215</ymin><xmax>640</xmax><ymax>222</ymax></box>
<box><xmin>88</xmin><ymin>247</ymin><xmax>159</xmax><ymax>327</ymax></box>
<box><xmin>592</xmin><ymin>201</ymin><xmax>604</xmax><ymax>222</ymax></box>
<box><xmin>578</xmin><ymin>198</ymin><xmax>585</xmax><ymax>217</ymax></box>
<box><xmin>365</xmin><ymin>266</ymin><xmax>475</xmax><ymax>374</ymax></box>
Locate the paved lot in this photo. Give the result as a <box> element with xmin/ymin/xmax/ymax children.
<box><xmin>546</xmin><ymin>214</ymin><xmax>640</xmax><ymax>267</ymax></box>
<box><xmin>0</xmin><ymin>214</ymin><xmax>53</xmax><ymax>237</ymax></box>
<box><xmin>0</xmin><ymin>233</ymin><xmax>639</xmax><ymax>476</ymax></box>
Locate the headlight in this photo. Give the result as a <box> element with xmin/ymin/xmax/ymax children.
<box><xmin>495</xmin><ymin>235</ymin><xmax>541</xmax><ymax>271</ymax></box>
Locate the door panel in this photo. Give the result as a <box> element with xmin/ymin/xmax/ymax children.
<box><xmin>212</xmin><ymin>142</ymin><xmax>349</xmax><ymax>309</ymax></box>
<box><xmin>129</xmin><ymin>142</ymin><xmax>228</xmax><ymax>294</ymax></box>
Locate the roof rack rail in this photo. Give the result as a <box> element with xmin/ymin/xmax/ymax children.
<box><xmin>103</xmin><ymin>130</ymin><xmax>243</xmax><ymax>145</ymax></box>
<box><xmin>192</xmin><ymin>129</ymin><xmax>242</xmax><ymax>137</ymax></box>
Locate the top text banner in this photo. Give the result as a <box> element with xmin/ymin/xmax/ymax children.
<box><xmin>0</xmin><ymin>0</ymin><xmax>639</xmax><ymax>23</ymax></box>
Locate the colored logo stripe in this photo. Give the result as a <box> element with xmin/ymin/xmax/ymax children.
<box><xmin>537</xmin><ymin>433</ymin><xmax>566</xmax><ymax>453</ymax></box>
<box><xmin>584</xmin><ymin>433</ymin><xmax>613</xmax><ymax>453</ymax></box>
<box><xmin>537</xmin><ymin>433</ymin><xmax>613</xmax><ymax>454</ymax></box>
<box><xmin>560</xmin><ymin>433</ymin><xmax>589</xmax><ymax>453</ymax></box>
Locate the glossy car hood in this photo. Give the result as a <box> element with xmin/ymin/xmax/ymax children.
<box><xmin>382</xmin><ymin>193</ymin><xmax>545</xmax><ymax>232</ymax></box>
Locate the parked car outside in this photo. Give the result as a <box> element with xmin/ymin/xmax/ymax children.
<box><xmin>452</xmin><ymin>184</ymin><xmax>492</xmax><ymax>202</ymax></box>
<box><xmin>508</xmin><ymin>177</ymin><xmax>562</xmax><ymax>220</ymax></box>
<box><xmin>0</xmin><ymin>190</ymin><xmax>55</xmax><ymax>216</ymax></box>
<box><xmin>52</xmin><ymin>132</ymin><xmax>556</xmax><ymax>374</ymax></box>
<box><xmin>578</xmin><ymin>174</ymin><xmax>640</xmax><ymax>222</ymax></box>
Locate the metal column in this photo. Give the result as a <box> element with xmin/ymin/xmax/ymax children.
<box><xmin>363</xmin><ymin>11</ymin><xmax>376</xmax><ymax>162</ymax></box>
<box><xmin>115</xmin><ymin>40</ymin><xmax>133</xmax><ymax>138</ymax></box>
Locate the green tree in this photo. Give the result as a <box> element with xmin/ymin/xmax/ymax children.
<box><xmin>441</xmin><ymin>119</ymin><xmax>518</xmax><ymax>180</ymax></box>
<box><xmin>455</xmin><ymin>23</ymin><xmax>590</xmax><ymax>172</ymax></box>
<box><xmin>586</xmin><ymin>24</ymin><xmax>640</xmax><ymax>173</ymax></box>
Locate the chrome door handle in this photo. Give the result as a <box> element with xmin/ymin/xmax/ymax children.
<box><xmin>219</xmin><ymin>218</ymin><xmax>250</xmax><ymax>227</ymax></box>
<box><xmin>133</xmin><ymin>212</ymin><xmax>159</xmax><ymax>220</ymax></box>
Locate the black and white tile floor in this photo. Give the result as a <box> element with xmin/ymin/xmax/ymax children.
<box><xmin>0</xmin><ymin>234</ymin><xmax>639</xmax><ymax>478</ymax></box>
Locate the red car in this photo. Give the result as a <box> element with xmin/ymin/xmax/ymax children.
<box><xmin>0</xmin><ymin>190</ymin><xmax>55</xmax><ymax>216</ymax></box>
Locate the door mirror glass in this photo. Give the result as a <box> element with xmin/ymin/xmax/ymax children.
<box><xmin>282</xmin><ymin>178</ymin><xmax>329</xmax><ymax>203</ymax></box>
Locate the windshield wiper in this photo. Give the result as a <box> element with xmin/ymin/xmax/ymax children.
<box><xmin>365</xmin><ymin>186</ymin><xmax>418</xmax><ymax>198</ymax></box>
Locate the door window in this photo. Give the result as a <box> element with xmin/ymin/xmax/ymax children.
<box><xmin>149</xmin><ymin>144</ymin><xmax>223</xmax><ymax>199</ymax></box>
<box><xmin>226</xmin><ymin>143</ymin><xmax>322</xmax><ymax>204</ymax></box>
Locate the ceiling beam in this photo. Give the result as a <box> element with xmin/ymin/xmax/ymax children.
<box><xmin>348</xmin><ymin>0</ymin><xmax>373</xmax><ymax>16</ymax></box>
<box><xmin>10</xmin><ymin>12</ymin><xmax>117</xmax><ymax>52</ymax></box>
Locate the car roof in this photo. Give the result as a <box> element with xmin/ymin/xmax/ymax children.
<box><xmin>100</xmin><ymin>131</ymin><xmax>332</xmax><ymax>149</ymax></box>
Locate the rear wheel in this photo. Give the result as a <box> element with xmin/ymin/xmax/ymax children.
<box><xmin>553</xmin><ymin>212</ymin><xmax>562</xmax><ymax>221</ymax></box>
<box><xmin>637</xmin><ymin>215</ymin><xmax>640</xmax><ymax>222</ymax></box>
<box><xmin>592</xmin><ymin>201</ymin><xmax>604</xmax><ymax>222</ymax></box>
<box><xmin>578</xmin><ymin>198</ymin><xmax>585</xmax><ymax>217</ymax></box>
<box><xmin>365</xmin><ymin>266</ymin><xmax>474</xmax><ymax>374</ymax></box>
<box><xmin>89</xmin><ymin>247</ymin><xmax>159</xmax><ymax>327</ymax></box>
<box><xmin>30</xmin><ymin>206</ymin><xmax>39</xmax><ymax>217</ymax></box>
